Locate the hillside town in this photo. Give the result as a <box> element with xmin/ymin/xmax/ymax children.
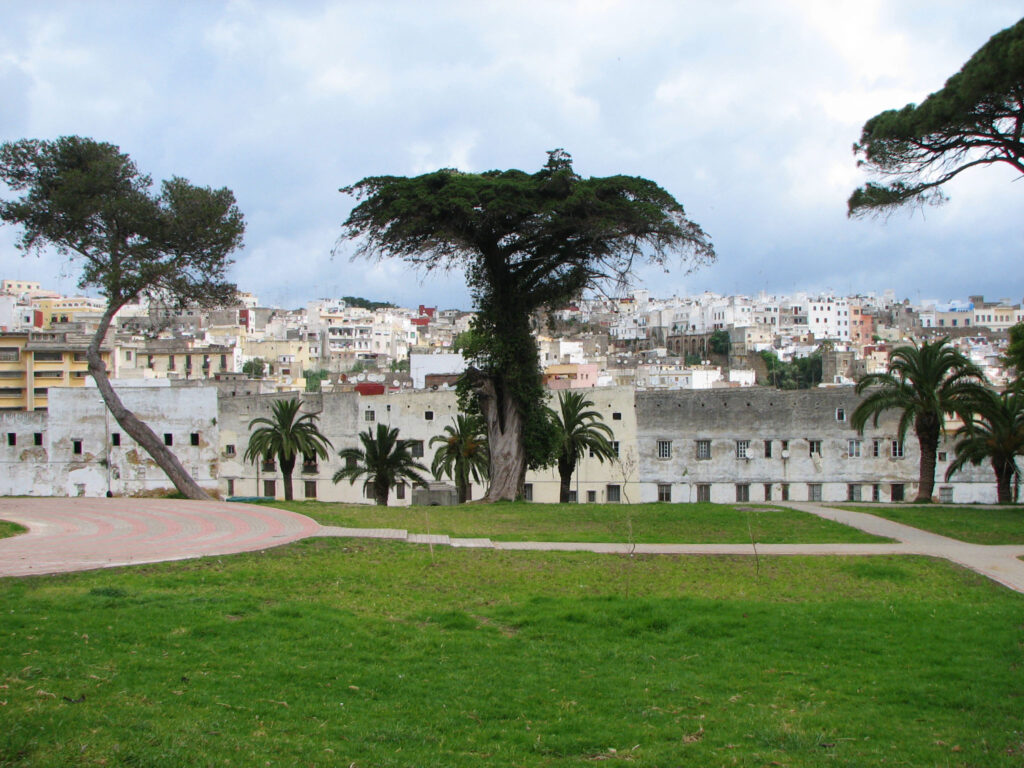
<box><xmin>0</xmin><ymin>278</ymin><xmax>1018</xmax><ymax>505</ymax></box>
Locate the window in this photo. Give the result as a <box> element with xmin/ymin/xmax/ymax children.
<box><xmin>891</xmin><ymin>440</ymin><xmax>904</xmax><ymax>458</ymax></box>
<box><xmin>763</xmin><ymin>483</ymin><xmax>772</xmax><ymax>501</ymax></box>
<box><xmin>111</xmin><ymin>433</ymin><xmax>121</xmax><ymax>447</ymax></box>
<box><xmin>190</xmin><ymin>432</ymin><xmax>200</xmax><ymax>447</ymax></box>
<box><xmin>409</xmin><ymin>440</ymin><xmax>424</xmax><ymax>458</ymax></box>
<box><xmin>264</xmin><ymin>479</ymin><xmax>276</xmax><ymax>498</ymax></box>
<box><xmin>847</xmin><ymin>484</ymin><xmax>862</xmax><ymax>502</ymax></box>
<box><xmin>567</xmin><ymin>490</ymin><xmax>577</xmax><ymax>503</ymax></box>
<box><xmin>695</xmin><ymin>440</ymin><xmax>711</xmax><ymax>460</ymax></box>
<box><xmin>891</xmin><ymin>483</ymin><xmax>905</xmax><ymax>502</ymax></box>
<box><xmin>33</xmin><ymin>432</ymin><xmax>42</xmax><ymax>446</ymax></box>
<box><xmin>735</xmin><ymin>484</ymin><xmax>750</xmax><ymax>502</ymax></box>
<box><xmin>523</xmin><ymin>483</ymin><xmax>533</xmax><ymax>501</ymax></box>
<box><xmin>225</xmin><ymin>444</ymin><xmax>236</xmax><ymax>456</ymax></box>
<box><xmin>835</xmin><ymin>407</ymin><xmax>846</xmax><ymax>422</ymax></box>
<box><xmin>33</xmin><ymin>351</ymin><xmax>62</xmax><ymax>362</ymax></box>
<box><xmin>72</xmin><ymin>439</ymin><xmax>82</xmax><ymax>455</ymax></box>
<box><xmin>226</xmin><ymin>478</ymin><xmax>235</xmax><ymax>496</ymax></box>
<box><xmin>610</xmin><ymin>441</ymin><xmax>620</xmax><ymax>457</ymax></box>
<box><xmin>364</xmin><ymin>410</ymin><xmax>375</xmax><ymax>422</ymax></box>
<box><xmin>848</xmin><ymin>439</ymin><xmax>862</xmax><ymax>458</ymax></box>
<box><xmin>606</xmin><ymin>484</ymin><xmax>621</xmax><ymax>503</ymax></box>
<box><xmin>364</xmin><ymin>484</ymin><xmax>374</xmax><ymax>499</ymax></box>
<box><xmin>346</xmin><ymin>455</ymin><xmax>357</xmax><ymax>470</ymax></box>
<box><xmin>657</xmin><ymin>440</ymin><xmax>672</xmax><ymax>459</ymax></box>
<box><xmin>872</xmin><ymin>439</ymin><xmax>882</xmax><ymax>457</ymax></box>
<box><xmin>424</xmin><ymin>411</ymin><xmax>434</xmax><ymax>421</ymax></box>
<box><xmin>168</xmin><ymin>355</ymin><xmax>175</xmax><ymax>370</ymax></box>
<box><xmin>0</xmin><ymin>347</ymin><xmax>19</xmax><ymax>362</ymax></box>
<box><xmin>657</xmin><ymin>484</ymin><xmax>672</xmax><ymax>502</ymax></box>
<box><xmin>939</xmin><ymin>486</ymin><xmax>953</xmax><ymax>504</ymax></box>
<box><xmin>305</xmin><ymin>480</ymin><xmax>317</xmax><ymax>499</ymax></box>
<box><xmin>396</xmin><ymin>482</ymin><xmax>406</xmax><ymax>500</ymax></box>
<box><xmin>612</xmin><ymin>412</ymin><xmax>622</xmax><ymax>421</ymax></box>
<box><xmin>164</xmin><ymin>433</ymin><xmax>173</xmax><ymax>446</ymax></box>
<box><xmin>781</xmin><ymin>439</ymin><xmax>790</xmax><ymax>452</ymax></box>
<box><xmin>808</xmin><ymin>483</ymin><xmax>822</xmax><ymax>502</ymax></box>
<box><xmin>872</xmin><ymin>484</ymin><xmax>881</xmax><ymax>502</ymax></box>
<box><xmin>764</xmin><ymin>439</ymin><xmax>772</xmax><ymax>458</ymax></box>
<box><xmin>780</xmin><ymin>483</ymin><xmax>790</xmax><ymax>501</ymax></box>
<box><xmin>6</xmin><ymin>433</ymin><xmax>14</xmax><ymax>447</ymax></box>
<box><xmin>587</xmin><ymin>490</ymin><xmax>596</xmax><ymax>503</ymax></box>
<box><xmin>808</xmin><ymin>440</ymin><xmax>822</xmax><ymax>457</ymax></box>
<box><xmin>938</xmin><ymin>451</ymin><xmax>947</xmax><ymax>462</ymax></box>
<box><xmin>736</xmin><ymin>439</ymin><xmax>749</xmax><ymax>459</ymax></box>
<box><xmin>696</xmin><ymin>484</ymin><xmax>711</xmax><ymax>503</ymax></box>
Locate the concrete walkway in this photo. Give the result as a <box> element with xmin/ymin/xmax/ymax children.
<box><xmin>1</xmin><ymin>497</ymin><xmax>1023</xmax><ymax>594</ymax></box>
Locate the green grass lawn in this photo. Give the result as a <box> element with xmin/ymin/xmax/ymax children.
<box><xmin>0</xmin><ymin>519</ymin><xmax>26</xmax><ymax>539</ymax></box>
<box><xmin>2</xmin><ymin>540</ymin><xmax>1021</xmax><ymax>767</ymax></box>
<box><xmin>840</xmin><ymin>504</ymin><xmax>1024</xmax><ymax>545</ymax></box>
<box><xmin>269</xmin><ymin>500</ymin><xmax>892</xmax><ymax>544</ymax></box>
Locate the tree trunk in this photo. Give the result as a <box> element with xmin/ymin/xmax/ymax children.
<box><xmin>557</xmin><ymin>455</ymin><xmax>574</xmax><ymax>503</ymax></box>
<box><xmin>994</xmin><ymin>459</ymin><xmax>1013</xmax><ymax>505</ymax></box>
<box><xmin>280</xmin><ymin>455</ymin><xmax>296</xmax><ymax>501</ymax></box>
<box><xmin>456</xmin><ymin>480</ymin><xmax>468</xmax><ymax>505</ymax></box>
<box><xmin>468</xmin><ymin>369</ymin><xmax>526</xmax><ymax>502</ymax></box>
<box><xmin>914</xmin><ymin>415</ymin><xmax>939</xmax><ymax>503</ymax></box>
<box><xmin>374</xmin><ymin>476</ymin><xmax>389</xmax><ymax>506</ymax></box>
<box><xmin>88</xmin><ymin>304</ymin><xmax>210</xmax><ymax>500</ymax></box>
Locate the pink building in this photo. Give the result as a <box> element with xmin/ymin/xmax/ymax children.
<box><xmin>543</xmin><ymin>363</ymin><xmax>599</xmax><ymax>389</ymax></box>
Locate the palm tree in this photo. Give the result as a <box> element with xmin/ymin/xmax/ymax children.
<box><xmin>852</xmin><ymin>338</ymin><xmax>987</xmax><ymax>503</ymax></box>
<box><xmin>333</xmin><ymin>423</ymin><xmax>429</xmax><ymax>506</ymax></box>
<box><xmin>548</xmin><ymin>390</ymin><xmax>616</xmax><ymax>503</ymax></box>
<box><xmin>945</xmin><ymin>387</ymin><xmax>1024</xmax><ymax>504</ymax></box>
<box><xmin>430</xmin><ymin>414</ymin><xmax>489</xmax><ymax>504</ymax></box>
<box><xmin>244</xmin><ymin>398</ymin><xmax>333</xmax><ymax>501</ymax></box>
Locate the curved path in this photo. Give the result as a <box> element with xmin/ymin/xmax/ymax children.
<box><xmin>1</xmin><ymin>498</ymin><xmax>1023</xmax><ymax>594</ymax></box>
<box><xmin>0</xmin><ymin>498</ymin><xmax>319</xmax><ymax>578</ymax></box>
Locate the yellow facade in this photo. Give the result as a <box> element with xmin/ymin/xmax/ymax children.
<box><xmin>0</xmin><ymin>332</ymin><xmax>111</xmax><ymax>411</ymax></box>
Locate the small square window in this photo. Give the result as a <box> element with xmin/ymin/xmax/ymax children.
<box><xmin>72</xmin><ymin>439</ymin><xmax>82</xmax><ymax>455</ymax></box>
<box><xmin>939</xmin><ymin>486</ymin><xmax>953</xmax><ymax>504</ymax></box>
<box><xmin>891</xmin><ymin>440</ymin><xmax>904</xmax><ymax>458</ymax></box>
<box><xmin>808</xmin><ymin>483</ymin><xmax>822</xmax><ymax>502</ymax></box>
<box><xmin>264</xmin><ymin>479</ymin><xmax>276</xmax><ymax>498</ymax></box>
<box><xmin>736</xmin><ymin>439</ymin><xmax>749</xmax><ymax>459</ymax></box>
<box><xmin>891</xmin><ymin>483</ymin><xmax>905</xmax><ymax>502</ymax></box>
<box><xmin>6</xmin><ymin>432</ymin><xmax>15</xmax><ymax>447</ymax></box>
<box><xmin>847</xmin><ymin>484</ymin><xmax>862</xmax><ymax>501</ymax></box>
<box><xmin>190</xmin><ymin>432</ymin><xmax>200</xmax><ymax>446</ymax></box>
<box><xmin>808</xmin><ymin>439</ymin><xmax>822</xmax><ymax>457</ymax></box>
<box><xmin>409</xmin><ymin>440</ymin><xmax>424</xmax><ymax>458</ymax></box>
<box><xmin>695</xmin><ymin>439</ymin><xmax>711</xmax><ymax>460</ymax></box>
<box><xmin>568</xmin><ymin>490</ymin><xmax>578</xmax><ymax>503</ymax></box>
<box><xmin>657</xmin><ymin>440</ymin><xmax>672</xmax><ymax>459</ymax></box>
<box><xmin>848</xmin><ymin>439</ymin><xmax>862</xmax><ymax>457</ymax></box>
<box><xmin>586</xmin><ymin>490</ymin><xmax>596</xmax><ymax>503</ymax></box>
<box><xmin>938</xmin><ymin>451</ymin><xmax>947</xmax><ymax>462</ymax></box>
<box><xmin>657</xmin><ymin>483</ymin><xmax>672</xmax><ymax>502</ymax></box>
<box><xmin>112</xmin><ymin>433</ymin><xmax>121</xmax><ymax>447</ymax></box>
<box><xmin>696</xmin><ymin>484</ymin><xmax>711</xmax><ymax>503</ymax></box>
<box><xmin>33</xmin><ymin>432</ymin><xmax>42</xmax><ymax>446</ymax></box>
<box><xmin>781</xmin><ymin>439</ymin><xmax>790</xmax><ymax>452</ymax></box>
<box><xmin>164</xmin><ymin>433</ymin><xmax>173</xmax><ymax>446</ymax></box>
<box><xmin>735</xmin><ymin>483</ymin><xmax>750</xmax><ymax>502</ymax></box>
<box><xmin>606</xmin><ymin>484</ymin><xmax>621</xmax><ymax>503</ymax></box>
<box><xmin>872</xmin><ymin>439</ymin><xmax>882</xmax><ymax>457</ymax></box>
<box><xmin>424</xmin><ymin>411</ymin><xmax>434</xmax><ymax>421</ymax></box>
<box><xmin>305</xmin><ymin>480</ymin><xmax>317</xmax><ymax>499</ymax></box>
<box><xmin>225</xmin><ymin>444</ymin><xmax>236</xmax><ymax>456</ymax></box>
<box><xmin>364</xmin><ymin>410</ymin><xmax>375</xmax><ymax>422</ymax></box>
<box><xmin>612</xmin><ymin>412</ymin><xmax>622</xmax><ymax>421</ymax></box>
<box><xmin>835</xmin><ymin>407</ymin><xmax>846</xmax><ymax>422</ymax></box>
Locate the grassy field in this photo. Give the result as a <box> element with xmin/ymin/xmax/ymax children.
<box><xmin>0</xmin><ymin>519</ymin><xmax>26</xmax><ymax>539</ymax></box>
<box><xmin>2</xmin><ymin>537</ymin><xmax>1022</xmax><ymax>767</ymax></box>
<box><xmin>840</xmin><ymin>504</ymin><xmax>1024</xmax><ymax>545</ymax></box>
<box><xmin>268</xmin><ymin>500</ymin><xmax>892</xmax><ymax>544</ymax></box>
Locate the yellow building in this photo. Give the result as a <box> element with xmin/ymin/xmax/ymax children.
<box><xmin>31</xmin><ymin>296</ymin><xmax>107</xmax><ymax>329</ymax></box>
<box><xmin>0</xmin><ymin>331</ymin><xmax>112</xmax><ymax>411</ymax></box>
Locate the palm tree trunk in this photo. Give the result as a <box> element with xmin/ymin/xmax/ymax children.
<box><xmin>557</xmin><ymin>456</ymin><xmax>574</xmax><ymax>503</ymax></box>
<box><xmin>375</xmin><ymin>477</ymin><xmax>389</xmax><ymax>506</ymax></box>
<box><xmin>280</xmin><ymin>455</ymin><xmax>296</xmax><ymax>501</ymax></box>
<box><xmin>994</xmin><ymin>460</ymin><xmax>1013</xmax><ymax>504</ymax></box>
<box><xmin>914</xmin><ymin>417</ymin><xmax>939</xmax><ymax>503</ymax></box>
<box><xmin>88</xmin><ymin>303</ymin><xmax>210</xmax><ymax>500</ymax></box>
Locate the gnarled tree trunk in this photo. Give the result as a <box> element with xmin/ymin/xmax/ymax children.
<box><xmin>468</xmin><ymin>369</ymin><xmax>526</xmax><ymax>502</ymax></box>
<box><xmin>88</xmin><ymin>304</ymin><xmax>211</xmax><ymax>500</ymax></box>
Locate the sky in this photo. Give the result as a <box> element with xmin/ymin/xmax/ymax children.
<box><xmin>0</xmin><ymin>0</ymin><xmax>1021</xmax><ymax>311</ymax></box>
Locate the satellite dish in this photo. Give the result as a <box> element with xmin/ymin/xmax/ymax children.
<box><xmin>356</xmin><ymin>373</ymin><xmax>366</xmax><ymax>381</ymax></box>
<box><xmin>393</xmin><ymin>379</ymin><xmax>399</xmax><ymax>386</ymax></box>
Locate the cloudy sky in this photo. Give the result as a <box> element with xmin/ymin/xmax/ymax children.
<box><xmin>0</xmin><ymin>1</ymin><xmax>1020</xmax><ymax>310</ymax></box>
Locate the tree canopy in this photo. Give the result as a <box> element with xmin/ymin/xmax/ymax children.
<box><xmin>244</xmin><ymin>398</ymin><xmax>333</xmax><ymax>501</ymax></box>
<box><xmin>0</xmin><ymin>136</ymin><xmax>244</xmax><ymax>499</ymax></box>
<box><xmin>340</xmin><ymin>150</ymin><xmax>714</xmax><ymax>500</ymax></box>
<box><xmin>848</xmin><ymin>17</ymin><xmax>1024</xmax><ymax>217</ymax></box>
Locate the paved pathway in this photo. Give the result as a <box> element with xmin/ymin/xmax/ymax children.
<box><xmin>1</xmin><ymin>498</ymin><xmax>1023</xmax><ymax>594</ymax></box>
<box><xmin>0</xmin><ymin>498</ymin><xmax>320</xmax><ymax>578</ymax></box>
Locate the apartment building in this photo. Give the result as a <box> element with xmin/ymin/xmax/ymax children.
<box><xmin>0</xmin><ymin>330</ymin><xmax>112</xmax><ymax>411</ymax></box>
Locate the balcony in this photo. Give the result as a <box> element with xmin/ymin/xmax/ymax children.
<box><xmin>261</xmin><ymin>460</ymin><xmax>277</xmax><ymax>472</ymax></box>
<box><xmin>301</xmin><ymin>462</ymin><xmax>319</xmax><ymax>474</ymax></box>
